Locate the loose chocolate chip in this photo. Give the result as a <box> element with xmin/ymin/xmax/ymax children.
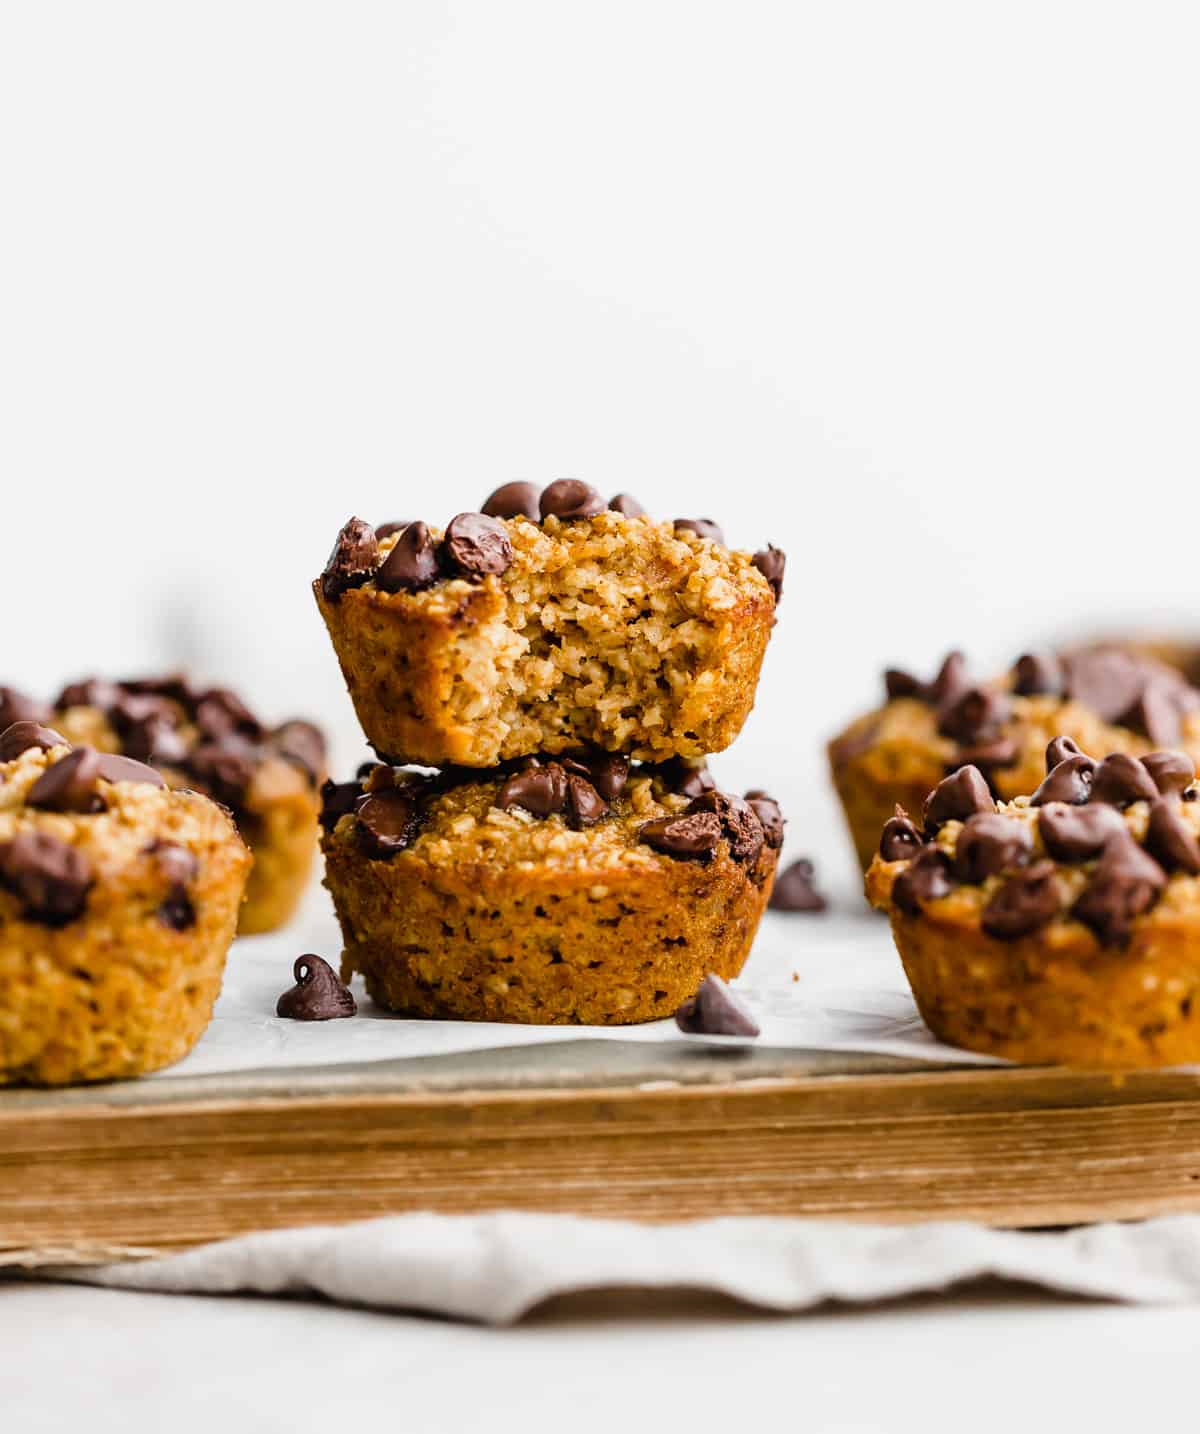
<box><xmin>1142</xmin><ymin>750</ymin><xmax>1196</xmax><ymax>796</ymax></box>
<box><xmin>609</xmin><ymin>493</ymin><xmax>646</xmax><ymax>518</ymax></box>
<box><xmin>195</xmin><ymin>688</ymin><xmax>263</xmax><ymax>741</ymax></box>
<box><xmin>276</xmin><ymin>954</ymin><xmax>357</xmax><ymax>1021</ymax></box>
<box><xmin>751</xmin><ymin>546</ymin><xmax>786</xmax><ymax>604</ymax></box>
<box><xmin>687</xmin><ymin>790</ymin><xmax>765</xmax><ymax>866</ymax></box>
<box><xmin>1144</xmin><ymin>799</ymin><xmax>1200</xmax><ymax>875</ymax></box>
<box><xmin>891</xmin><ymin>845</ymin><xmax>957</xmax><ymax>916</ymax></box>
<box><xmin>1089</xmin><ymin>753</ymin><xmax>1159</xmax><ymax>807</ymax></box>
<box><xmin>1045</xmin><ymin>735</ymin><xmax>1085</xmax><ymax>771</ymax></box>
<box><xmin>1031</xmin><ymin>754</ymin><xmax>1096</xmax><ymax>807</ymax></box>
<box><xmin>375</xmin><ymin>519</ymin><xmax>444</xmax><ymax>593</ymax></box>
<box><xmin>355</xmin><ymin>788</ymin><xmax>421</xmax><ymax>859</ymax></box>
<box><xmin>953</xmin><ymin>813</ymin><xmax>1032</xmax><ymax>884</ymax></box>
<box><xmin>674</xmin><ymin>518</ymin><xmax>726</xmax><ymax>545</ymax></box>
<box><xmin>0</xmin><ymin>687</ymin><xmax>51</xmax><ymax>728</ymax></box>
<box><xmin>27</xmin><ymin>747</ymin><xmax>106</xmax><ymax>814</ymax></box>
<box><xmin>320</xmin><ymin>517</ymin><xmax>380</xmax><ymax>601</ymax></box>
<box><xmin>274</xmin><ymin>720</ymin><xmax>327</xmax><ymax>783</ymax></box>
<box><xmin>442</xmin><ymin>512</ymin><xmax>514</xmax><ymax>579</ymax></box>
<box><xmin>565</xmin><ymin>774</ymin><xmax>608</xmax><ymax>828</ymax></box>
<box><xmin>1062</xmin><ymin>649</ymin><xmax>1146</xmax><ymax>723</ymax></box>
<box><xmin>674</xmin><ymin>974</ymin><xmax>760</xmax><ymax>1037</ymax></box>
<box><xmin>768</xmin><ymin>858</ymin><xmax>827</xmax><ymax>912</ymax></box>
<box><xmin>497</xmin><ymin>763</ymin><xmax>569</xmax><ymax>817</ymax></box>
<box><xmin>879</xmin><ymin>805</ymin><xmax>923</xmax><ymax>862</ymax></box>
<box><xmin>95</xmin><ymin>753</ymin><xmax>166</xmax><ymax>788</ymax></box>
<box><xmin>981</xmin><ymin>860</ymin><xmax>1060</xmax><ymax>940</ymax></box>
<box><xmin>1121</xmin><ymin>683</ymin><xmax>1182</xmax><ymax>747</ymax></box>
<box><xmin>319</xmin><ymin>777</ymin><xmax>363</xmax><ymax>831</ymax></box>
<box><xmin>482</xmin><ymin>482</ymin><xmax>542</xmax><ymax>521</ymax></box>
<box><xmin>923</xmin><ymin>765</ymin><xmax>993</xmax><ymax>833</ymax></box>
<box><xmin>1037</xmin><ymin>802</ymin><xmax>1127</xmax><ymax>862</ymax></box>
<box><xmin>1013</xmin><ymin>652</ymin><xmax>1063</xmax><ymax>697</ymax></box>
<box><xmin>638</xmin><ymin>811</ymin><xmax>723</xmax><ymax>861</ymax></box>
<box><xmin>55</xmin><ymin>678</ymin><xmax>121</xmax><ymax>713</ymax></box>
<box><xmin>188</xmin><ymin>741</ymin><xmax>258</xmax><ymax>810</ymax></box>
<box><xmin>539</xmin><ymin>479</ymin><xmax>606</xmax><ymax>521</ymax></box>
<box><xmin>0</xmin><ymin>722</ymin><xmax>68</xmax><ymax>762</ymax></box>
<box><xmin>650</xmin><ymin>758</ymin><xmax>715</xmax><ymax>800</ymax></box>
<box><xmin>1072</xmin><ymin>832</ymin><xmax>1167</xmax><ymax>946</ymax></box>
<box><xmin>937</xmin><ymin>687</ymin><xmax>1011</xmax><ymax>745</ymax></box>
<box><xmin>374</xmin><ymin>521</ymin><xmax>409</xmax><ymax>540</ymax></box>
<box><xmin>744</xmin><ymin>790</ymin><xmax>785</xmax><ymax>849</ymax></box>
<box><xmin>0</xmin><ymin>830</ymin><xmax>93</xmax><ymax>925</ymax></box>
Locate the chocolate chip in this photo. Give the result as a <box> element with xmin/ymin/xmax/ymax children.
<box><xmin>1144</xmin><ymin>799</ymin><xmax>1200</xmax><ymax>875</ymax></box>
<box><xmin>565</xmin><ymin>774</ymin><xmax>608</xmax><ymax>828</ymax></box>
<box><xmin>149</xmin><ymin>840</ymin><xmax>200</xmax><ymax>886</ymax></box>
<box><xmin>1037</xmin><ymin>802</ymin><xmax>1127</xmax><ymax>862</ymax></box>
<box><xmin>319</xmin><ymin>777</ymin><xmax>363</xmax><ymax>831</ymax></box>
<box><xmin>122</xmin><ymin>714</ymin><xmax>191</xmax><ymax>766</ymax></box>
<box><xmin>273</xmin><ymin>720</ymin><xmax>326</xmax><ymax>783</ymax></box>
<box><xmin>374</xmin><ymin>521</ymin><xmax>409</xmax><ymax>540</ymax></box>
<box><xmin>195</xmin><ymin>688</ymin><xmax>262</xmax><ymax>742</ymax></box>
<box><xmin>609</xmin><ymin>493</ymin><xmax>646</xmax><ymax>518</ymax></box>
<box><xmin>1031</xmin><ymin>754</ymin><xmax>1096</xmax><ymax>807</ymax></box>
<box><xmin>120</xmin><ymin>673</ymin><xmax>199</xmax><ymax>709</ymax></box>
<box><xmin>1062</xmin><ymin>649</ymin><xmax>1146</xmax><ymax>723</ymax></box>
<box><xmin>54</xmin><ymin>678</ymin><xmax>120</xmax><ymax>713</ymax></box>
<box><xmin>355</xmin><ymin>788</ymin><xmax>421</xmax><ymax>859</ymax></box>
<box><xmin>95</xmin><ymin>753</ymin><xmax>166</xmax><ymax>788</ymax></box>
<box><xmin>1142</xmin><ymin>750</ymin><xmax>1196</xmax><ymax>796</ymax></box>
<box><xmin>981</xmin><ymin>860</ymin><xmax>1060</xmax><ymax>940</ymax></box>
<box><xmin>884</xmin><ymin>669</ymin><xmax>923</xmax><ymax>699</ymax></box>
<box><xmin>442</xmin><ymin>512</ymin><xmax>514</xmax><ymax>579</ymax></box>
<box><xmin>923</xmin><ymin>765</ymin><xmax>993</xmax><ymax>833</ymax></box>
<box><xmin>1121</xmin><ymin>683</ymin><xmax>1182</xmax><ymax>747</ymax></box>
<box><xmin>937</xmin><ymin>687</ymin><xmax>1011</xmax><ymax>745</ymax></box>
<box><xmin>649</xmin><ymin>758</ymin><xmax>714</xmax><ymax>800</ymax></box>
<box><xmin>276</xmin><ymin>955</ymin><xmax>357</xmax><ymax>1021</ymax></box>
<box><xmin>880</xmin><ymin>805</ymin><xmax>923</xmax><ymax>862</ymax></box>
<box><xmin>751</xmin><ymin>546</ymin><xmax>786</xmax><ymax>604</ymax></box>
<box><xmin>497</xmin><ymin>763</ymin><xmax>569</xmax><ymax>817</ymax></box>
<box><xmin>1013</xmin><ymin>652</ymin><xmax>1063</xmax><ymax>697</ymax></box>
<box><xmin>584</xmin><ymin>753</ymin><xmax>630</xmax><ymax>803</ymax></box>
<box><xmin>674</xmin><ymin>518</ymin><xmax>726</xmax><ymax>545</ymax></box>
<box><xmin>27</xmin><ymin>747</ymin><xmax>106</xmax><ymax>813</ymax></box>
<box><xmin>0</xmin><ymin>830</ymin><xmax>92</xmax><ymax>925</ymax></box>
<box><xmin>482</xmin><ymin>482</ymin><xmax>542</xmax><ymax>521</ymax></box>
<box><xmin>1046</xmin><ymin>735</ymin><xmax>1085</xmax><ymax>771</ymax></box>
<box><xmin>638</xmin><ymin>811</ymin><xmax>723</xmax><ymax>861</ymax></box>
<box><xmin>768</xmin><ymin>858</ymin><xmax>827</xmax><ymax>912</ymax></box>
<box><xmin>0</xmin><ymin>687</ymin><xmax>51</xmax><ymax>728</ymax></box>
<box><xmin>539</xmin><ymin>480</ymin><xmax>606</xmax><ymax>520</ymax></box>
<box><xmin>0</xmin><ymin>722</ymin><xmax>68</xmax><ymax>762</ymax></box>
<box><xmin>953</xmin><ymin>813</ymin><xmax>1032</xmax><ymax>884</ymax></box>
<box><xmin>892</xmin><ymin>845</ymin><xmax>956</xmax><ymax>916</ymax></box>
<box><xmin>744</xmin><ymin>790</ymin><xmax>785</xmax><ymax>849</ymax></box>
<box><xmin>320</xmin><ymin>517</ymin><xmax>380</xmax><ymax>601</ymax></box>
<box><xmin>188</xmin><ymin>741</ymin><xmax>257</xmax><ymax>810</ymax></box>
<box><xmin>1089</xmin><ymin>753</ymin><xmax>1159</xmax><ymax>807</ymax></box>
<box><xmin>674</xmin><ymin>974</ymin><xmax>760</xmax><ymax>1037</ymax></box>
<box><xmin>951</xmin><ymin>735</ymin><xmax>1020</xmax><ymax>775</ymax></box>
<box><xmin>885</xmin><ymin>651</ymin><xmax>968</xmax><ymax>708</ymax></box>
<box><xmin>375</xmin><ymin>520</ymin><xmax>444</xmax><ymax>593</ymax></box>
<box><xmin>687</xmin><ymin>790</ymin><xmax>765</xmax><ymax>866</ymax></box>
<box><xmin>1072</xmin><ymin>832</ymin><xmax>1166</xmax><ymax>945</ymax></box>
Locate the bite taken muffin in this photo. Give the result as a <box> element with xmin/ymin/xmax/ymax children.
<box><xmin>830</xmin><ymin>646</ymin><xmax>1200</xmax><ymax>870</ymax></box>
<box><xmin>0</xmin><ymin>721</ymin><xmax>250</xmax><ymax>1085</ymax></box>
<box><xmin>314</xmin><ymin>481</ymin><xmax>783</xmax><ymax>768</ymax></box>
<box><xmin>321</xmin><ymin>751</ymin><xmax>783</xmax><ymax>1025</ymax></box>
<box><xmin>867</xmin><ymin>735</ymin><xmax>1200</xmax><ymax>1069</ymax></box>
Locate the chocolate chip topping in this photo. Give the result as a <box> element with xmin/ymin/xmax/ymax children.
<box><xmin>674</xmin><ymin>974</ymin><xmax>760</xmax><ymax>1037</ymax></box>
<box><xmin>937</xmin><ymin>687</ymin><xmax>1011</xmax><ymax>745</ymax></box>
<box><xmin>539</xmin><ymin>479</ymin><xmax>606</xmax><ymax>520</ymax></box>
<box><xmin>981</xmin><ymin>860</ymin><xmax>1060</xmax><ymax>940</ymax></box>
<box><xmin>687</xmin><ymin>790</ymin><xmax>765</xmax><ymax>866</ymax></box>
<box><xmin>482</xmin><ymin>482</ymin><xmax>542</xmax><ymax>520</ymax></box>
<box><xmin>1089</xmin><ymin>753</ymin><xmax>1160</xmax><ymax>807</ymax></box>
<box><xmin>1046</xmin><ymin>735</ymin><xmax>1085</xmax><ymax>770</ymax></box>
<box><xmin>442</xmin><ymin>512</ymin><xmax>514</xmax><ymax>579</ymax></box>
<box><xmin>1122</xmin><ymin>684</ymin><xmax>1182</xmax><ymax>747</ymax></box>
<box><xmin>0</xmin><ymin>687</ymin><xmax>51</xmax><ymax>728</ymax></box>
<box><xmin>274</xmin><ymin>720</ymin><xmax>327</xmax><ymax>783</ymax></box>
<box><xmin>1072</xmin><ymin>831</ymin><xmax>1167</xmax><ymax>946</ymax></box>
<box><xmin>1037</xmin><ymin>802</ymin><xmax>1127</xmax><ymax>862</ymax></box>
<box><xmin>188</xmin><ymin>742</ymin><xmax>257</xmax><ymax>809</ymax></box>
<box><xmin>355</xmin><ymin>789</ymin><xmax>421</xmax><ymax>859</ymax></box>
<box><xmin>953</xmin><ymin>813</ymin><xmax>1032</xmax><ymax>884</ymax></box>
<box><xmin>885</xmin><ymin>651</ymin><xmax>969</xmax><ymax>708</ymax></box>
<box><xmin>580</xmin><ymin>752</ymin><xmax>630</xmax><ymax>803</ymax></box>
<box><xmin>1144</xmin><ymin>799</ymin><xmax>1200</xmax><ymax>875</ymax></box>
<box><xmin>0</xmin><ymin>722</ymin><xmax>68</xmax><ymax>762</ymax></box>
<box><xmin>1031</xmin><ymin>754</ymin><xmax>1096</xmax><ymax>807</ymax></box>
<box><xmin>195</xmin><ymin>688</ymin><xmax>263</xmax><ymax>742</ymax></box>
<box><xmin>649</xmin><ymin>758</ymin><xmax>715</xmax><ymax>801</ymax></box>
<box><xmin>276</xmin><ymin>954</ymin><xmax>357</xmax><ymax>1021</ymax></box>
<box><xmin>922</xmin><ymin>765</ymin><xmax>993</xmax><ymax>833</ymax></box>
<box><xmin>498</xmin><ymin>763</ymin><xmax>569</xmax><ymax>817</ymax></box>
<box><xmin>880</xmin><ymin>806</ymin><xmax>923</xmax><ymax>862</ymax></box>
<box><xmin>744</xmin><ymin>790</ymin><xmax>785</xmax><ymax>849</ymax></box>
<box><xmin>1142</xmin><ymin>750</ymin><xmax>1196</xmax><ymax>796</ymax></box>
<box><xmin>1061</xmin><ymin>649</ymin><xmax>1147</xmax><ymax>722</ymax></box>
<box><xmin>565</xmin><ymin>773</ymin><xmax>609</xmax><ymax>828</ymax></box>
<box><xmin>319</xmin><ymin>777</ymin><xmax>363</xmax><ymax>831</ymax></box>
<box><xmin>892</xmin><ymin>845</ymin><xmax>957</xmax><ymax>916</ymax></box>
<box><xmin>95</xmin><ymin>753</ymin><xmax>167</xmax><ymax>789</ymax></box>
<box><xmin>0</xmin><ymin>830</ymin><xmax>93</xmax><ymax>925</ymax></box>
<box><xmin>1012</xmin><ymin>652</ymin><xmax>1063</xmax><ymax>697</ymax></box>
<box><xmin>673</xmin><ymin>518</ymin><xmax>726</xmax><ymax>545</ymax></box>
<box><xmin>768</xmin><ymin>858</ymin><xmax>827</xmax><ymax>912</ymax></box>
<box><xmin>375</xmin><ymin>520</ymin><xmax>444</xmax><ymax>593</ymax></box>
<box><xmin>638</xmin><ymin>811</ymin><xmax>723</xmax><ymax>861</ymax></box>
<box><xmin>26</xmin><ymin>747</ymin><xmax>106</xmax><ymax>813</ymax></box>
<box><xmin>609</xmin><ymin>493</ymin><xmax>646</xmax><ymax>518</ymax></box>
<box><xmin>321</xmin><ymin>517</ymin><xmax>379</xmax><ymax>601</ymax></box>
<box><xmin>55</xmin><ymin>677</ymin><xmax>121</xmax><ymax>713</ymax></box>
<box><xmin>374</xmin><ymin>521</ymin><xmax>409</xmax><ymax>540</ymax></box>
<box><xmin>751</xmin><ymin>546</ymin><xmax>786</xmax><ymax>604</ymax></box>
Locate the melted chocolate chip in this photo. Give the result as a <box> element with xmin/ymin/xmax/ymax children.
<box><xmin>879</xmin><ymin>806</ymin><xmax>923</xmax><ymax>862</ymax></box>
<box><xmin>374</xmin><ymin>521</ymin><xmax>409</xmax><ymax>540</ymax></box>
<box><xmin>687</xmin><ymin>790</ymin><xmax>765</xmax><ymax>866</ymax></box>
<box><xmin>1037</xmin><ymin>802</ymin><xmax>1127</xmax><ymax>862</ymax></box>
<box><xmin>1046</xmin><ymin>735</ymin><xmax>1085</xmax><ymax>771</ymax></box>
<box><xmin>937</xmin><ymin>687</ymin><xmax>1011</xmax><ymax>745</ymax></box>
<box><xmin>981</xmin><ymin>860</ymin><xmax>1060</xmax><ymax>940</ymax></box>
<box><xmin>442</xmin><ymin>512</ymin><xmax>514</xmax><ymax>579</ymax></box>
<box><xmin>26</xmin><ymin>747</ymin><xmax>106</xmax><ymax>813</ymax></box>
<box><xmin>751</xmin><ymin>546</ymin><xmax>786</xmax><ymax>604</ymax></box>
<box><xmin>0</xmin><ymin>687</ymin><xmax>51</xmax><ymax>727</ymax></box>
<box><xmin>675</xmin><ymin>974</ymin><xmax>760</xmax><ymax>1037</ymax></box>
<box><xmin>319</xmin><ymin>777</ymin><xmax>363</xmax><ymax>831</ymax></box>
<box><xmin>892</xmin><ymin>845</ymin><xmax>956</xmax><ymax>916</ymax></box>
<box><xmin>582</xmin><ymin>752</ymin><xmax>630</xmax><ymax>803</ymax></box>
<box><xmin>276</xmin><ymin>954</ymin><xmax>357</xmax><ymax>1021</ymax></box>
<box><xmin>1142</xmin><ymin>750</ymin><xmax>1196</xmax><ymax>796</ymax></box>
<box><xmin>1031</xmin><ymin>754</ymin><xmax>1096</xmax><ymax>807</ymax></box>
<box><xmin>744</xmin><ymin>790</ymin><xmax>785</xmax><ymax>849</ymax></box>
<box><xmin>923</xmin><ymin>765</ymin><xmax>993</xmax><ymax>833</ymax></box>
<box><xmin>274</xmin><ymin>720</ymin><xmax>327</xmax><ymax>784</ymax></box>
<box><xmin>482</xmin><ymin>482</ymin><xmax>542</xmax><ymax>521</ymax></box>
<box><xmin>1089</xmin><ymin>753</ymin><xmax>1159</xmax><ymax>807</ymax></box>
<box><xmin>768</xmin><ymin>858</ymin><xmax>827</xmax><ymax>912</ymax></box>
<box><xmin>1072</xmin><ymin>832</ymin><xmax>1166</xmax><ymax>946</ymax></box>
<box><xmin>1144</xmin><ymin>799</ymin><xmax>1200</xmax><ymax>875</ymax></box>
<box><xmin>649</xmin><ymin>758</ymin><xmax>715</xmax><ymax>800</ymax></box>
<box><xmin>539</xmin><ymin>480</ymin><xmax>606</xmax><ymax>520</ymax></box>
<box><xmin>0</xmin><ymin>722</ymin><xmax>68</xmax><ymax>762</ymax></box>
<box><xmin>609</xmin><ymin>493</ymin><xmax>646</xmax><ymax>518</ymax></box>
<box><xmin>497</xmin><ymin>763</ymin><xmax>569</xmax><ymax>817</ymax></box>
<box><xmin>0</xmin><ymin>830</ymin><xmax>93</xmax><ymax>925</ymax></box>
<box><xmin>375</xmin><ymin>520</ymin><xmax>444</xmax><ymax>593</ymax></box>
<box><xmin>638</xmin><ymin>811</ymin><xmax>723</xmax><ymax>861</ymax></box>
<box><xmin>565</xmin><ymin>774</ymin><xmax>608</xmax><ymax>828</ymax></box>
<box><xmin>673</xmin><ymin>518</ymin><xmax>726</xmax><ymax>545</ymax></box>
<box><xmin>320</xmin><ymin>517</ymin><xmax>379</xmax><ymax>601</ymax></box>
<box><xmin>953</xmin><ymin>813</ymin><xmax>1032</xmax><ymax>884</ymax></box>
<box><xmin>355</xmin><ymin>788</ymin><xmax>421</xmax><ymax>859</ymax></box>
<box><xmin>1013</xmin><ymin>652</ymin><xmax>1063</xmax><ymax>697</ymax></box>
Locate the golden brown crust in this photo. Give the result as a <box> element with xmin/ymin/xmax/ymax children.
<box><xmin>315</xmin><ymin>513</ymin><xmax>776</xmax><ymax>767</ymax></box>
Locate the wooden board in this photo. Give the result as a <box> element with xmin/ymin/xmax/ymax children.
<box><xmin>5</xmin><ymin>1041</ymin><xmax>1200</xmax><ymax>1268</ymax></box>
